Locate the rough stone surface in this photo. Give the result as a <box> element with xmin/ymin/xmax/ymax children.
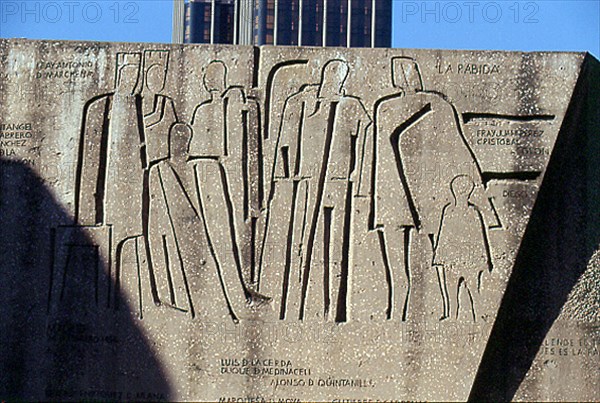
<box><xmin>0</xmin><ymin>38</ymin><xmax>598</xmax><ymax>402</ymax></box>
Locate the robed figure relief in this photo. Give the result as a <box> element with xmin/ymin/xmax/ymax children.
<box><xmin>147</xmin><ymin>122</ymin><xmax>253</xmax><ymax>322</ymax></box>
<box><xmin>56</xmin><ymin>51</ymin><xmax>500</xmax><ymax>325</ymax></box>
<box><xmin>187</xmin><ymin>60</ymin><xmax>268</xmax><ymax>320</ymax></box>
<box><xmin>262</xmin><ymin>60</ymin><xmax>371</xmax><ymax>322</ymax></box>
<box><xmin>374</xmin><ymin>57</ymin><xmax>488</xmax><ymax>321</ymax></box>
<box><xmin>58</xmin><ymin>51</ymin><xmax>178</xmax><ymax>319</ymax></box>
<box><xmin>67</xmin><ymin>52</ymin><xmax>148</xmax><ymax>316</ymax></box>
<box><xmin>142</xmin><ymin>55</ymin><xmax>261</xmax><ymax>321</ymax></box>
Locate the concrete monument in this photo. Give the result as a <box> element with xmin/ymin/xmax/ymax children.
<box><xmin>0</xmin><ymin>38</ymin><xmax>598</xmax><ymax>401</ymax></box>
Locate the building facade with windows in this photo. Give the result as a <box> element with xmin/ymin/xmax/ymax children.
<box><xmin>173</xmin><ymin>0</ymin><xmax>392</xmax><ymax>47</ymax></box>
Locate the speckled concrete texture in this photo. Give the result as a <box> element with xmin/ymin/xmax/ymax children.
<box><xmin>0</xmin><ymin>38</ymin><xmax>597</xmax><ymax>402</ymax></box>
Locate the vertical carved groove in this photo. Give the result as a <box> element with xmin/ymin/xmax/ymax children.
<box><xmin>223</xmin><ymin>97</ymin><xmax>229</xmax><ymax>156</ymax></box>
<box><xmin>95</xmin><ymin>99</ymin><xmax>111</xmax><ymax>225</ymax></box>
<box><xmin>162</xmin><ymin>234</ymin><xmax>176</xmax><ymax>306</ymax></box>
<box><xmin>323</xmin><ymin>207</ymin><xmax>333</xmax><ymax>318</ymax></box>
<box><xmin>252</xmin><ymin>47</ymin><xmax>260</xmax><ymax>88</ymax></box>
<box><xmin>193</xmin><ymin>164</ymin><xmax>239</xmax><ymax>323</ymax></box>
<box><xmin>250</xmin><ymin>217</ymin><xmax>257</xmax><ymax>284</ymax></box>
<box><xmin>468</xmin><ymin>287</ymin><xmax>476</xmax><ymax>322</ymax></box>
<box><xmin>281</xmin><ymin>146</ymin><xmax>290</xmax><ymax>178</ymax></box>
<box><xmin>114</xmin><ymin>240</ymin><xmax>124</xmax><ymax>310</ymax></box>
<box><xmin>336</xmin><ymin>182</ymin><xmax>353</xmax><ymax>323</ymax></box>
<box><xmin>294</xmin><ymin>103</ymin><xmax>305</xmax><ymax>176</ymax></box>
<box><xmin>280</xmin><ymin>181</ymin><xmax>299</xmax><ymax>320</ymax></box>
<box><xmin>216</xmin><ymin>163</ymin><xmax>247</xmax><ymax>295</ymax></box>
<box><xmin>402</xmin><ymin>226</ymin><xmax>411</xmax><ymax>322</ymax></box>
<box><xmin>73</xmin><ymin>107</ymin><xmax>89</xmax><ymax>224</ymax></box>
<box><xmin>255</xmin><ymin>100</ymin><xmax>265</xmax><ymax>207</ymax></box>
<box><xmin>242</xmin><ymin>109</ymin><xmax>249</xmax><ymax>221</ymax></box>
<box><xmin>107</xmin><ymin>226</ymin><xmax>113</xmax><ymax>309</ymax></box>
<box><xmin>298</xmin><ymin>183</ymin><xmax>310</xmax><ymax>282</ymax></box>
<box><xmin>143</xmin><ymin>167</ymin><xmax>161</xmax><ymax>306</ymax></box>
<box><xmin>377</xmin><ymin>230</ymin><xmax>393</xmax><ymax>320</ymax></box>
<box><xmin>135</xmin><ymin>94</ymin><xmax>148</xmax><ymax>169</ymax></box>
<box><xmin>135</xmin><ymin>238</ymin><xmax>143</xmax><ymax>319</ymax></box>
<box><xmin>299</xmin><ymin>101</ymin><xmax>338</xmax><ymax>320</ymax></box>
<box><xmin>476</xmin><ymin>207</ymin><xmax>494</xmax><ymax>274</ymax></box>
<box><xmin>335</xmin><ymin>130</ymin><xmax>358</xmax><ymax>322</ymax></box>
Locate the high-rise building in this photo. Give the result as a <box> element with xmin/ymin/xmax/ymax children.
<box><xmin>173</xmin><ymin>0</ymin><xmax>392</xmax><ymax>47</ymax></box>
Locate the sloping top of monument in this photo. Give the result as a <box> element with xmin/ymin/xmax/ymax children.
<box><xmin>0</xmin><ymin>38</ymin><xmax>598</xmax><ymax>402</ymax></box>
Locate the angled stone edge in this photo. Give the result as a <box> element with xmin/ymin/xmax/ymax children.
<box><xmin>470</xmin><ymin>53</ymin><xmax>600</xmax><ymax>402</ymax></box>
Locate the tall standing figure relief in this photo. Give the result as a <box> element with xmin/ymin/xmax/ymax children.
<box><xmin>433</xmin><ymin>175</ymin><xmax>493</xmax><ymax>322</ymax></box>
<box><xmin>139</xmin><ymin>49</ymin><xmax>181</xmax><ymax>310</ymax></box>
<box><xmin>72</xmin><ymin>52</ymin><xmax>149</xmax><ymax>316</ymax></box>
<box><xmin>262</xmin><ymin>60</ymin><xmax>371</xmax><ymax>322</ymax></box>
<box><xmin>373</xmin><ymin>56</ymin><xmax>486</xmax><ymax>321</ymax></box>
<box><xmin>189</xmin><ymin>60</ymin><xmax>268</xmax><ymax>317</ymax></box>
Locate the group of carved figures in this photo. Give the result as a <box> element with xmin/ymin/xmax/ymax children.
<box><xmin>54</xmin><ymin>50</ymin><xmax>496</xmax><ymax>323</ymax></box>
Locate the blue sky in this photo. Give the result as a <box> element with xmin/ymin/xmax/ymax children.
<box><xmin>0</xmin><ymin>0</ymin><xmax>598</xmax><ymax>57</ymax></box>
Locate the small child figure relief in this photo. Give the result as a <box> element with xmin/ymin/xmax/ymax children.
<box><xmin>433</xmin><ymin>175</ymin><xmax>493</xmax><ymax>322</ymax></box>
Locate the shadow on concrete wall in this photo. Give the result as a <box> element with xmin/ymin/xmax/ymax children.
<box><xmin>469</xmin><ymin>54</ymin><xmax>600</xmax><ymax>401</ymax></box>
<box><xmin>0</xmin><ymin>159</ymin><xmax>172</xmax><ymax>401</ymax></box>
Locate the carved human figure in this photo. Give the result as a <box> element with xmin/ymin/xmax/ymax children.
<box><xmin>142</xmin><ymin>50</ymin><xmax>178</xmax><ymax>164</ymax></box>
<box><xmin>147</xmin><ymin>123</ymin><xmax>248</xmax><ymax>321</ymax></box>
<box><xmin>188</xmin><ymin>61</ymin><xmax>267</xmax><ymax>313</ymax></box>
<box><xmin>262</xmin><ymin>60</ymin><xmax>371</xmax><ymax>322</ymax></box>
<box><xmin>433</xmin><ymin>175</ymin><xmax>493</xmax><ymax>321</ymax></box>
<box><xmin>74</xmin><ymin>52</ymin><xmax>148</xmax><ymax>315</ymax></box>
<box><xmin>373</xmin><ymin>57</ymin><xmax>484</xmax><ymax>320</ymax></box>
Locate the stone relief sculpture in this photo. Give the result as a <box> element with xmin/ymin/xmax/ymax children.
<box><xmin>53</xmin><ymin>55</ymin><xmax>268</xmax><ymax>322</ymax></box>
<box><xmin>260</xmin><ymin>59</ymin><xmax>371</xmax><ymax>322</ymax></box>
<box><xmin>372</xmin><ymin>56</ymin><xmax>495</xmax><ymax>322</ymax></box>
<box><xmin>188</xmin><ymin>60</ymin><xmax>268</xmax><ymax>317</ymax></box>
<box><xmin>189</xmin><ymin>60</ymin><xmax>262</xmax><ymax>272</ymax></box>
<box><xmin>52</xmin><ymin>52</ymin><xmax>514</xmax><ymax>324</ymax></box>
<box><xmin>147</xmin><ymin>123</ymin><xmax>198</xmax><ymax>318</ymax></box>
<box><xmin>432</xmin><ymin>175</ymin><xmax>493</xmax><ymax>321</ymax></box>
<box><xmin>14</xmin><ymin>39</ymin><xmax>592</xmax><ymax>402</ymax></box>
<box><xmin>56</xmin><ymin>50</ymin><xmax>183</xmax><ymax>319</ymax></box>
<box><xmin>142</xmin><ymin>50</ymin><xmax>177</xmax><ymax>164</ymax></box>
<box><xmin>55</xmin><ymin>52</ymin><xmax>149</xmax><ymax>318</ymax></box>
<box><xmin>148</xmin><ymin>118</ymin><xmax>264</xmax><ymax>322</ymax></box>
